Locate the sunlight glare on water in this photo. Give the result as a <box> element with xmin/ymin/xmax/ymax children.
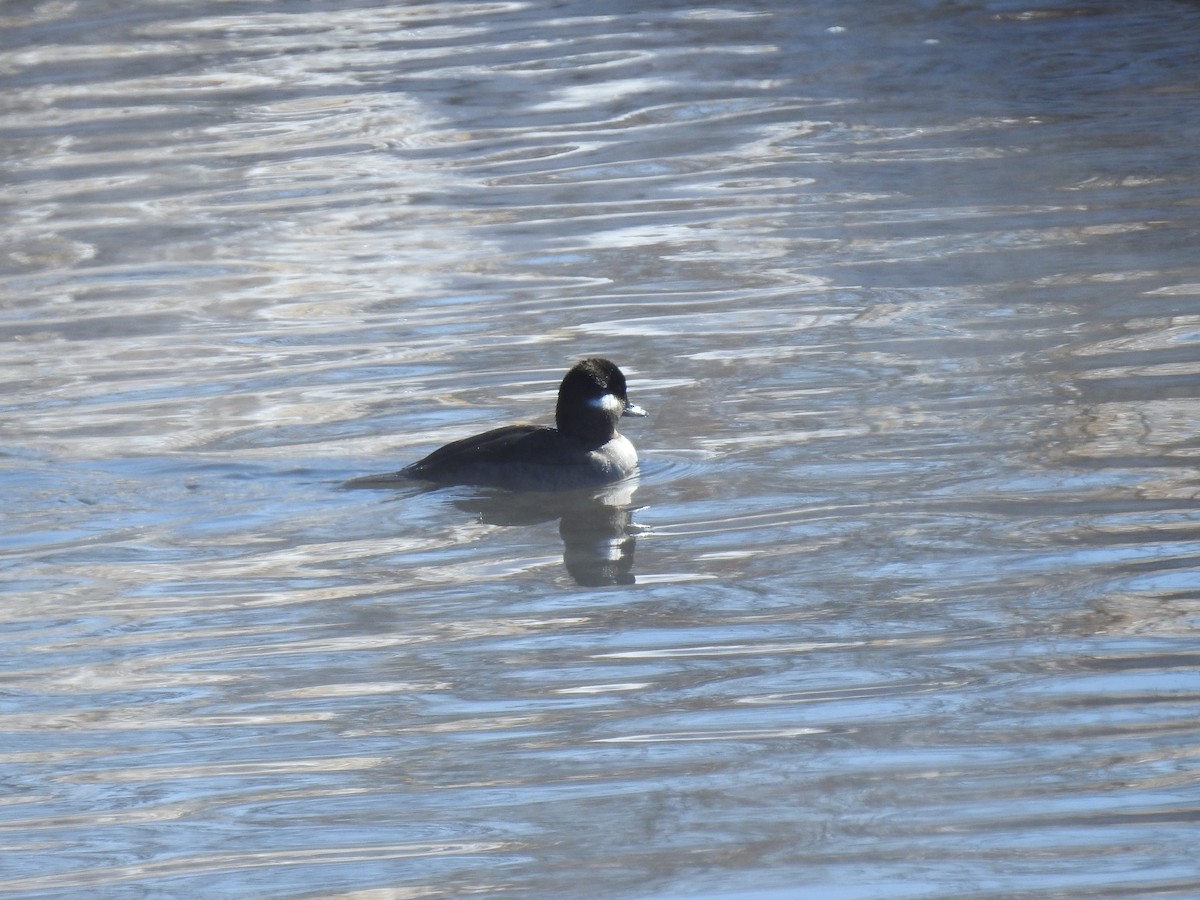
<box><xmin>2</xmin><ymin>1</ymin><xmax>1200</xmax><ymax>897</ymax></box>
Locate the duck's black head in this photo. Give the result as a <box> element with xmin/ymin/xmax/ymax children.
<box><xmin>555</xmin><ymin>358</ymin><xmax>646</xmax><ymax>445</ymax></box>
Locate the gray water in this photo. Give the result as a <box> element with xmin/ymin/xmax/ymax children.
<box><xmin>3</xmin><ymin>1</ymin><xmax>1200</xmax><ymax>897</ymax></box>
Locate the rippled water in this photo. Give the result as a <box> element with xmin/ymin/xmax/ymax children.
<box><xmin>4</xmin><ymin>1</ymin><xmax>1200</xmax><ymax>897</ymax></box>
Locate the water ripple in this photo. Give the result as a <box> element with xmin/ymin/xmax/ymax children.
<box><xmin>3</xmin><ymin>1</ymin><xmax>1200</xmax><ymax>898</ymax></box>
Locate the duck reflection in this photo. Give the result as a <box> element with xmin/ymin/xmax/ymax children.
<box><xmin>348</xmin><ymin>476</ymin><xmax>642</xmax><ymax>586</ymax></box>
<box><xmin>451</xmin><ymin>479</ymin><xmax>640</xmax><ymax>586</ymax></box>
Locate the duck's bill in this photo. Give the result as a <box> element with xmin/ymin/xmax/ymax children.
<box><xmin>623</xmin><ymin>402</ymin><xmax>648</xmax><ymax>417</ymax></box>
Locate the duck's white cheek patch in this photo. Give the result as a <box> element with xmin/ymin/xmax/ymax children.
<box><xmin>589</xmin><ymin>393</ymin><xmax>625</xmax><ymax>415</ymax></box>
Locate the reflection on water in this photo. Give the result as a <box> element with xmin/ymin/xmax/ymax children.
<box><xmin>3</xmin><ymin>0</ymin><xmax>1200</xmax><ymax>897</ymax></box>
<box><xmin>462</xmin><ymin>484</ymin><xmax>641</xmax><ymax>587</ymax></box>
<box><xmin>357</xmin><ymin>479</ymin><xmax>642</xmax><ymax>587</ymax></box>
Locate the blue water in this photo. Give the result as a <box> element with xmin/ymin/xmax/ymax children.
<box><xmin>3</xmin><ymin>1</ymin><xmax>1200</xmax><ymax>897</ymax></box>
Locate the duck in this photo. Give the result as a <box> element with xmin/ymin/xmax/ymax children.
<box><xmin>348</xmin><ymin>357</ymin><xmax>645</xmax><ymax>491</ymax></box>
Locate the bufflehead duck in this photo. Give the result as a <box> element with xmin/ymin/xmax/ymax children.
<box><xmin>350</xmin><ymin>358</ymin><xmax>646</xmax><ymax>491</ymax></box>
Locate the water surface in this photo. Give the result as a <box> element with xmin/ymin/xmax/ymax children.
<box><xmin>3</xmin><ymin>1</ymin><xmax>1200</xmax><ymax>897</ymax></box>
